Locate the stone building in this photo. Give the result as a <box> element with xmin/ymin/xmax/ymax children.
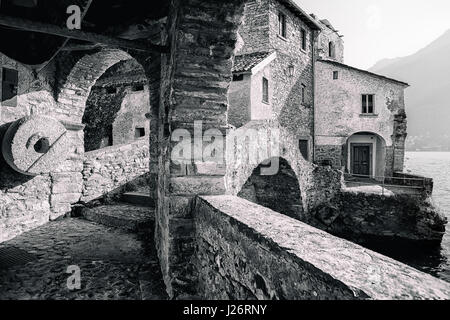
<box><xmin>228</xmin><ymin>0</ymin><xmax>322</xmax><ymax>161</ymax></box>
<box><xmin>315</xmin><ymin>59</ymin><xmax>408</xmax><ymax>178</ymax></box>
<box><xmin>228</xmin><ymin>0</ymin><xmax>408</xmax><ymax>179</ymax></box>
<box><xmin>315</xmin><ymin>17</ymin><xmax>344</xmax><ymax>63</ymax></box>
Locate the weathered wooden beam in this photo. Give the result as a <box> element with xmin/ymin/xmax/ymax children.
<box><xmin>60</xmin><ymin>43</ymin><xmax>107</xmax><ymax>51</ymax></box>
<box><xmin>0</xmin><ymin>14</ymin><xmax>169</xmax><ymax>53</ymax></box>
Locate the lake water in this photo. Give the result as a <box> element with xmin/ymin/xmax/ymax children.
<box><xmin>401</xmin><ymin>152</ymin><xmax>450</xmax><ymax>282</ymax></box>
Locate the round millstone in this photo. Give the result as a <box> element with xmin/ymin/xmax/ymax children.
<box><xmin>1</xmin><ymin>115</ymin><xmax>71</xmax><ymax>176</ymax></box>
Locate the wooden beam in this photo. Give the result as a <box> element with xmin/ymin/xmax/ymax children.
<box><xmin>0</xmin><ymin>14</ymin><xmax>169</xmax><ymax>53</ymax></box>
<box><xmin>61</xmin><ymin>43</ymin><xmax>107</xmax><ymax>51</ymax></box>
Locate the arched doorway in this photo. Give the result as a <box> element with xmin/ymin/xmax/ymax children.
<box><xmin>238</xmin><ymin>157</ymin><xmax>304</xmax><ymax>219</ymax></box>
<box><xmin>344</xmin><ymin>132</ymin><xmax>387</xmax><ymax>180</ymax></box>
<box><xmin>82</xmin><ymin>59</ymin><xmax>149</xmax><ymax>152</ymax></box>
<box><xmin>56</xmin><ymin>48</ymin><xmax>154</xmax><ymax>203</ymax></box>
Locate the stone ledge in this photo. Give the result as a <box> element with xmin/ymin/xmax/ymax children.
<box><xmin>170</xmin><ymin>176</ymin><xmax>226</xmax><ymax>196</ymax></box>
<box><xmin>80</xmin><ymin>204</ymin><xmax>155</xmax><ymax>232</ymax></box>
<box><xmin>197</xmin><ymin>195</ymin><xmax>450</xmax><ymax>300</ymax></box>
<box><xmin>84</xmin><ymin>137</ymin><xmax>148</xmax><ymax>158</ymax></box>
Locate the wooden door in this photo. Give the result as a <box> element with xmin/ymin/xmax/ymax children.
<box><xmin>352</xmin><ymin>146</ymin><xmax>370</xmax><ymax>176</ymax></box>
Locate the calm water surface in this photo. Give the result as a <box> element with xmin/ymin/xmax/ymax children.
<box><xmin>401</xmin><ymin>152</ymin><xmax>450</xmax><ymax>282</ymax></box>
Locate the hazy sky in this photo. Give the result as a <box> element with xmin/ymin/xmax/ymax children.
<box><xmin>296</xmin><ymin>0</ymin><xmax>450</xmax><ymax>69</ymax></box>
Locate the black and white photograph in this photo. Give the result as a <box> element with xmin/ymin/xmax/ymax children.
<box><xmin>0</xmin><ymin>0</ymin><xmax>449</xmax><ymax>309</ymax></box>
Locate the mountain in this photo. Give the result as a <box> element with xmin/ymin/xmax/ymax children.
<box><xmin>369</xmin><ymin>30</ymin><xmax>450</xmax><ymax>151</ymax></box>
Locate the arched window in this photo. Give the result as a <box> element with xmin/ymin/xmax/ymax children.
<box><xmin>328</xmin><ymin>41</ymin><xmax>335</xmax><ymax>58</ymax></box>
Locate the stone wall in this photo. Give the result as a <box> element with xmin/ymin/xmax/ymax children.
<box><xmin>315</xmin><ymin>18</ymin><xmax>344</xmax><ymax>63</ymax></box>
<box><xmin>308</xmin><ymin>190</ymin><xmax>447</xmax><ymax>244</ymax></box>
<box><xmin>390</xmin><ymin>172</ymin><xmax>434</xmax><ymax>196</ymax></box>
<box><xmin>234</xmin><ymin>0</ymin><xmax>316</xmax><ymax>139</ymax></box>
<box><xmin>0</xmin><ymin>47</ymin><xmax>156</xmax><ymax>243</ymax></box>
<box><xmin>83</xmin><ymin>85</ymin><xmax>150</xmax><ymax>152</ymax></box>
<box><xmin>0</xmin><ymin>52</ymin><xmax>85</xmax><ymax>242</ymax></box>
<box><xmin>194</xmin><ymin>195</ymin><xmax>450</xmax><ymax>300</ymax></box>
<box><xmin>237</xmin><ymin>0</ymin><xmax>271</xmax><ymax>55</ymax></box>
<box><xmin>83</xmin><ymin>86</ymin><xmax>127</xmax><ymax>151</ymax></box>
<box><xmin>228</xmin><ymin>73</ymin><xmax>251</xmax><ymax>128</ymax></box>
<box><xmin>81</xmin><ymin>138</ymin><xmax>150</xmax><ymax>203</ymax></box>
<box><xmin>314</xmin><ymin>145</ymin><xmax>342</xmax><ymax>168</ymax></box>
<box><xmin>83</xmin><ymin>59</ymin><xmax>150</xmax><ymax>151</ymax></box>
<box><xmin>113</xmin><ymin>87</ymin><xmax>150</xmax><ymax>145</ymax></box>
<box><xmin>52</xmin><ymin>48</ymin><xmax>155</xmax><ymax>222</ymax></box>
<box><xmin>268</xmin><ymin>0</ymin><xmax>315</xmax><ymax>139</ymax></box>
<box><xmin>0</xmin><ymin>53</ymin><xmax>56</xmax><ymax>123</ymax></box>
<box><xmin>250</xmin><ymin>61</ymin><xmax>274</xmax><ymax>121</ymax></box>
<box><xmin>151</xmin><ymin>0</ymin><xmax>248</xmax><ymax>298</ymax></box>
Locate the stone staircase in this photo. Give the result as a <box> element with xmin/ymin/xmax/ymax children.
<box><xmin>74</xmin><ymin>191</ymin><xmax>166</xmax><ymax>300</ymax></box>
<box><xmin>79</xmin><ymin>191</ymin><xmax>155</xmax><ymax>233</ymax></box>
<box><xmin>121</xmin><ymin>192</ymin><xmax>154</xmax><ymax>208</ymax></box>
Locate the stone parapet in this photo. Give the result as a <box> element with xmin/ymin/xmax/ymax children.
<box><xmin>194</xmin><ymin>195</ymin><xmax>450</xmax><ymax>300</ymax></box>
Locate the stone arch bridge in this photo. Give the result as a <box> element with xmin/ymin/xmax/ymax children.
<box><xmin>226</xmin><ymin>121</ymin><xmax>342</xmax><ymax>216</ymax></box>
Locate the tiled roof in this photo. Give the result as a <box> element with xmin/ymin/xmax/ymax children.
<box><xmin>232</xmin><ymin>52</ymin><xmax>272</xmax><ymax>73</ymax></box>
<box><xmin>320</xmin><ymin>19</ymin><xmax>336</xmax><ymax>32</ymax></box>
<box><xmin>318</xmin><ymin>59</ymin><xmax>410</xmax><ymax>87</ymax></box>
<box><xmin>278</xmin><ymin>0</ymin><xmax>322</xmax><ymax>30</ymax></box>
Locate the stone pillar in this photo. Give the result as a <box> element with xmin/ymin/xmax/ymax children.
<box><xmin>392</xmin><ymin>112</ymin><xmax>407</xmax><ymax>173</ymax></box>
<box><xmin>151</xmin><ymin>0</ymin><xmax>246</xmax><ymax>298</ymax></box>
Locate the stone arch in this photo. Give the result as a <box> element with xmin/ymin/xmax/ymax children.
<box><xmin>56</xmin><ymin>48</ymin><xmax>134</xmax><ymax>123</ymax></box>
<box><xmin>238</xmin><ymin>156</ymin><xmax>305</xmax><ymax>219</ymax></box>
<box><xmin>226</xmin><ymin>122</ymin><xmax>315</xmax><ymax>214</ymax></box>
<box><xmin>54</xmin><ymin>47</ymin><xmax>158</xmax><ymax>205</ymax></box>
<box><xmin>81</xmin><ymin>59</ymin><xmax>149</xmax><ymax>152</ymax></box>
<box><xmin>346</xmin><ymin>129</ymin><xmax>392</xmax><ymax>147</ymax></box>
<box><xmin>344</xmin><ymin>131</ymin><xmax>388</xmax><ymax>179</ymax></box>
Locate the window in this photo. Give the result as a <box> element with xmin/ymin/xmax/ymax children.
<box><xmin>132</xmin><ymin>84</ymin><xmax>144</xmax><ymax>92</ymax></box>
<box><xmin>1</xmin><ymin>67</ymin><xmax>18</xmax><ymax>107</ymax></box>
<box><xmin>301</xmin><ymin>28</ymin><xmax>307</xmax><ymax>51</ymax></box>
<box><xmin>100</xmin><ymin>125</ymin><xmax>113</xmax><ymax>148</ymax></box>
<box><xmin>362</xmin><ymin>94</ymin><xmax>375</xmax><ymax>114</ymax></box>
<box><xmin>328</xmin><ymin>41</ymin><xmax>335</xmax><ymax>58</ymax></box>
<box><xmin>278</xmin><ymin>12</ymin><xmax>287</xmax><ymax>38</ymax></box>
<box><xmin>301</xmin><ymin>84</ymin><xmax>306</xmax><ymax>104</ymax></box>
<box><xmin>333</xmin><ymin>71</ymin><xmax>339</xmax><ymax>80</ymax></box>
<box><xmin>262</xmin><ymin>77</ymin><xmax>269</xmax><ymax>103</ymax></box>
<box><xmin>299</xmin><ymin>140</ymin><xmax>309</xmax><ymax>161</ymax></box>
<box><xmin>232</xmin><ymin>74</ymin><xmax>244</xmax><ymax>81</ymax></box>
<box><xmin>135</xmin><ymin>127</ymin><xmax>146</xmax><ymax>138</ymax></box>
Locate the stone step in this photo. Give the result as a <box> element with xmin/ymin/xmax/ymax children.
<box><xmin>80</xmin><ymin>204</ymin><xmax>155</xmax><ymax>233</ymax></box>
<box><xmin>122</xmin><ymin>192</ymin><xmax>154</xmax><ymax>208</ymax></box>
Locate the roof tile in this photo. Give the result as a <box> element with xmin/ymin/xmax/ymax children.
<box><xmin>232</xmin><ymin>51</ymin><xmax>272</xmax><ymax>73</ymax></box>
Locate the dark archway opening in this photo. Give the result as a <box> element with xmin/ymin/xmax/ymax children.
<box><xmin>238</xmin><ymin>157</ymin><xmax>303</xmax><ymax>219</ymax></box>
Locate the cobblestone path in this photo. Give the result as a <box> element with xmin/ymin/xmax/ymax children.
<box><xmin>0</xmin><ymin>218</ymin><xmax>167</xmax><ymax>300</ymax></box>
